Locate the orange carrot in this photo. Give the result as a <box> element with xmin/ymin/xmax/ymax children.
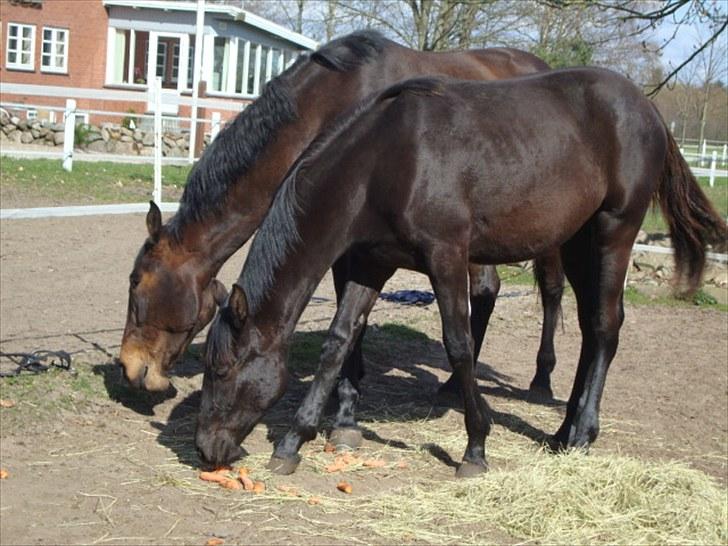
<box><xmin>323</xmin><ymin>442</ymin><xmax>336</xmax><ymax>453</ymax></box>
<box><xmin>239</xmin><ymin>474</ymin><xmax>255</xmax><ymax>491</ymax></box>
<box><xmin>363</xmin><ymin>459</ymin><xmax>387</xmax><ymax>468</ymax></box>
<box><xmin>252</xmin><ymin>481</ymin><xmax>265</xmax><ymax>494</ymax></box>
<box><xmin>205</xmin><ymin>538</ymin><xmax>224</xmax><ymax>546</ymax></box>
<box><xmin>336</xmin><ymin>481</ymin><xmax>353</xmax><ymax>494</ymax></box>
<box><xmin>0</xmin><ymin>469</ymin><xmax>8</xmax><ymax>479</ymax></box>
<box><xmin>307</xmin><ymin>496</ymin><xmax>322</xmax><ymax>505</ymax></box>
<box><xmin>199</xmin><ymin>471</ymin><xmax>229</xmax><ymax>484</ymax></box>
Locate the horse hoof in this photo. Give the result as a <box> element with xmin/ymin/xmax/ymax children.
<box><xmin>267</xmin><ymin>455</ymin><xmax>300</xmax><ymax>475</ymax></box>
<box><xmin>456</xmin><ymin>460</ymin><xmax>488</xmax><ymax>478</ymax></box>
<box><xmin>528</xmin><ymin>381</ymin><xmax>554</xmax><ymax>401</ymax></box>
<box><xmin>329</xmin><ymin>427</ymin><xmax>363</xmax><ymax>450</ymax></box>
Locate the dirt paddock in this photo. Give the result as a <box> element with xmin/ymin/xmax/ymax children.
<box><xmin>0</xmin><ymin>213</ymin><xmax>726</xmax><ymax>544</ymax></box>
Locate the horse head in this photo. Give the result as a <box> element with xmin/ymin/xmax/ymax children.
<box><xmin>195</xmin><ymin>284</ymin><xmax>288</xmax><ymax>467</ymax></box>
<box><xmin>118</xmin><ymin>202</ymin><xmax>228</xmax><ymax>391</ymax></box>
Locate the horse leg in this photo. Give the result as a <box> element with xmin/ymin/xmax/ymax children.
<box><xmin>437</xmin><ymin>264</ymin><xmax>499</xmax><ymax>404</ymax></box>
<box><xmin>428</xmin><ymin>246</ymin><xmax>491</xmax><ymax>477</ymax></box>
<box><xmin>329</xmin><ymin>256</ymin><xmax>369</xmax><ymax>449</ymax></box>
<box><xmin>529</xmin><ymin>251</ymin><xmax>565</xmax><ymax>398</ymax></box>
<box><xmin>553</xmin><ymin>214</ymin><xmax>633</xmax><ymax>448</ymax></box>
<box><xmin>268</xmin><ymin>264</ymin><xmax>394</xmax><ymax>475</ymax></box>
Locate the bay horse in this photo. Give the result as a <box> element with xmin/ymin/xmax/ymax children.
<box><xmin>196</xmin><ymin>70</ymin><xmax>727</xmax><ymax>476</ymax></box>
<box><xmin>119</xmin><ymin>31</ymin><xmax>564</xmax><ymax>424</ymax></box>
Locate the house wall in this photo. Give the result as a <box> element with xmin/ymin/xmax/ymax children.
<box><xmin>0</xmin><ymin>1</ymin><xmax>310</xmax><ymax>126</ymax></box>
<box><xmin>0</xmin><ymin>0</ymin><xmax>109</xmax><ymax>88</ymax></box>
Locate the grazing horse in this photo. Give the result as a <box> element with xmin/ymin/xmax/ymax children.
<box><xmin>196</xmin><ymin>70</ymin><xmax>727</xmax><ymax>476</ymax></box>
<box><xmin>119</xmin><ymin>31</ymin><xmax>564</xmax><ymax>417</ymax></box>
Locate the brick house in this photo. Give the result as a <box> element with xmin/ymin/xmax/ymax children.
<box><xmin>0</xmin><ymin>0</ymin><xmax>317</xmax><ymax>123</ymax></box>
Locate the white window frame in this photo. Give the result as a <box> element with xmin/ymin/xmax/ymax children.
<box><xmin>41</xmin><ymin>26</ymin><xmax>69</xmax><ymax>74</ymax></box>
<box><xmin>6</xmin><ymin>22</ymin><xmax>36</xmax><ymax>71</ymax></box>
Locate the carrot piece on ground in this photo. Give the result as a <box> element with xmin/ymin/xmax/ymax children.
<box><xmin>252</xmin><ymin>481</ymin><xmax>266</xmax><ymax>494</ymax></box>
<box><xmin>239</xmin><ymin>474</ymin><xmax>255</xmax><ymax>491</ymax></box>
<box><xmin>336</xmin><ymin>481</ymin><xmax>353</xmax><ymax>494</ymax></box>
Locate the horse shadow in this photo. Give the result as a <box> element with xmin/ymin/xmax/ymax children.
<box><xmin>127</xmin><ymin>322</ymin><xmax>566</xmax><ymax>469</ymax></box>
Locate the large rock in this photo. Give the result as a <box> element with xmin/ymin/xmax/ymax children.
<box><xmin>8</xmin><ymin>130</ymin><xmax>21</xmax><ymax>143</ymax></box>
<box><xmin>39</xmin><ymin>127</ymin><xmax>50</xmax><ymax>138</ymax></box>
<box><xmin>30</xmin><ymin>128</ymin><xmax>40</xmax><ymax>139</ymax></box>
<box><xmin>53</xmin><ymin>131</ymin><xmax>65</xmax><ymax>145</ymax></box>
<box><xmin>86</xmin><ymin>131</ymin><xmax>103</xmax><ymax>144</ymax></box>
<box><xmin>100</xmin><ymin>127</ymin><xmax>110</xmax><ymax>141</ymax></box>
<box><xmin>20</xmin><ymin>131</ymin><xmax>33</xmax><ymax>143</ymax></box>
<box><xmin>164</xmin><ymin>145</ymin><xmax>184</xmax><ymax>158</ymax></box>
<box><xmin>115</xmin><ymin>141</ymin><xmax>134</xmax><ymax>155</ymax></box>
<box><xmin>138</xmin><ymin>146</ymin><xmax>154</xmax><ymax>156</ymax></box>
<box><xmin>50</xmin><ymin>123</ymin><xmax>65</xmax><ymax>132</ymax></box>
<box><xmin>120</xmin><ymin>135</ymin><xmax>133</xmax><ymax>142</ymax></box>
<box><xmin>17</xmin><ymin>119</ymin><xmax>28</xmax><ymax>131</ymax></box>
<box><xmin>133</xmin><ymin>129</ymin><xmax>143</xmax><ymax>142</ymax></box>
<box><xmin>2</xmin><ymin>124</ymin><xmax>16</xmax><ymax>135</ymax></box>
<box><xmin>0</xmin><ymin>111</ymin><xmax>9</xmax><ymax>125</ymax></box>
<box><xmin>86</xmin><ymin>139</ymin><xmax>107</xmax><ymax>153</ymax></box>
<box><xmin>142</xmin><ymin>131</ymin><xmax>154</xmax><ymax>146</ymax></box>
<box><xmin>10</xmin><ymin>116</ymin><xmax>20</xmax><ymax>126</ymax></box>
<box><xmin>120</xmin><ymin>127</ymin><xmax>133</xmax><ymax>137</ymax></box>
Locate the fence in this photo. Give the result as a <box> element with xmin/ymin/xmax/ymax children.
<box><xmin>1</xmin><ymin>77</ymin><xmax>234</xmax><ymax>203</ymax></box>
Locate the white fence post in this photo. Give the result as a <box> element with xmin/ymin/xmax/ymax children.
<box><xmin>709</xmin><ymin>151</ymin><xmax>717</xmax><ymax>188</ymax></box>
<box><xmin>722</xmin><ymin>144</ymin><xmax>727</xmax><ymax>167</ymax></box>
<box><xmin>210</xmin><ymin>111</ymin><xmax>221</xmax><ymax>141</ymax></box>
<box><xmin>62</xmin><ymin>99</ymin><xmax>76</xmax><ymax>172</ymax></box>
<box><xmin>701</xmin><ymin>140</ymin><xmax>707</xmax><ymax>166</ymax></box>
<box><xmin>153</xmin><ymin>77</ymin><xmax>163</xmax><ymax>204</ymax></box>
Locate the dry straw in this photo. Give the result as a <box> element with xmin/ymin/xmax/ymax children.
<box><xmin>351</xmin><ymin>450</ymin><xmax>727</xmax><ymax>545</ymax></box>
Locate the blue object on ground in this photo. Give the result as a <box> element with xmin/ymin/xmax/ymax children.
<box><xmin>379</xmin><ymin>290</ymin><xmax>436</xmax><ymax>306</ymax></box>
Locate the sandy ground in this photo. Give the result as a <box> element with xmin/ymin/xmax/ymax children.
<box><xmin>0</xmin><ymin>212</ymin><xmax>726</xmax><ymax>545</ymax></box>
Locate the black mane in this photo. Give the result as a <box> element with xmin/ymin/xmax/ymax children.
<box><xmin>167</xmin><ymin>30</ymin><xmax>390</xmax><ymax>240</ymax></box>
<box><xmin>311</xmin><ymin>30</ymin><xmax>387</xmax><ymax>71</ymax></box>
<box><xmin>168</xmin><ymin>75</ymin><xmax>297</xmax><ymax>237</ymax></box>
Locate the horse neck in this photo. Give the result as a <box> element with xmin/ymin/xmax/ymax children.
<box><xmin>247</xmin><ymin>191</ymin><xmax>360</xmax><ymax>344</ymax></box>
<box><xmin>177</xmin><ymin>112</ymin><xmax>326</xmax><ymax>277</ymax></box>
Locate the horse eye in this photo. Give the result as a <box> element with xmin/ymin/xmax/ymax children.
<box><xmin>214</xmin><ymin>365</ymin><xmax>231</xmax><ymax>379</ymax></box>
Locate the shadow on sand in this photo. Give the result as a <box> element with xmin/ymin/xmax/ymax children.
<box><xmin>99</xmin><ymin>324</ymin><xmax>566</xmax><ymax>469</ymax></box>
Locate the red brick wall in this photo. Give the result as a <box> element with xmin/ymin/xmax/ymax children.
<box><xmin>0</xmin><ymin>0</ymin><xmax>109</xmax><ymax>88</ymax></box>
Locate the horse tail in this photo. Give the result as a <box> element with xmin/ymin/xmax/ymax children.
<box><xmin>656</xmin><ymin>126</ymin><xmax>727</xmax><ymax>294</ymax></box>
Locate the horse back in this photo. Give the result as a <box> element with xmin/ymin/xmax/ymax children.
<box><xmin>346</xmin><ymin>68</ymin><xmax>666</xmax><ymax>263</ymax></box>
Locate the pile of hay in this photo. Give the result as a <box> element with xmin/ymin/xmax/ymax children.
<box><xmin>354</xmin><ymin>449</ymin><xmax>727</xmax><ymax>544</ymax></box>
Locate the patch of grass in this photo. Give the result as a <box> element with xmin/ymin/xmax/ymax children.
<box><xmin>496</xmin><ymin>264</ymin><xmax>534</xmax><ymax>285</ymax></box>
<box><xmin>624</xmin><ymin>286</ymin><xmax>728</xmax><ymax>312</ymax></box>
<box><xmin>0</xmin><ymin>363</ymin><xmax>106</xmax><ymax>422</ymax></box>
<box><xmin>0</xmin><ymin>157</ymin><xmax>191</xmax><ymax>204</ymax></box>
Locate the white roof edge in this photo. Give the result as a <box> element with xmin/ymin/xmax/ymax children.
<box><xmin>102</xmin><ymin>0</ymin><xmax>318</xmax><ymax>50</ymax></box>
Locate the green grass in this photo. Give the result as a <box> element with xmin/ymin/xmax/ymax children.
<box><xmin>0</xmin><ymin>363</ymin><xmax>107</xmax><ymax>421</ymax></box>
<box><xmin>623</xmin><ymin>286</ymin><xmax>728</xmax><ymax>312</ymax></box>
<box><xmin>0</xmin><ymin>157</ymin><xmax>192</xmax><ymax>204</ymax></box>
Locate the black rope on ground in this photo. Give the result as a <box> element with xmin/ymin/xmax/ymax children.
<box><xmin>0</xmin><ymin>350</ymin><xmax>74</xmax><ymax>377</ymax></box>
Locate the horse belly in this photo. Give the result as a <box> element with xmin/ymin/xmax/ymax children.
<box><xmin>468</xmin><ymin>179</ymin><xmax>603</xmax><ymax>264</ymax></box>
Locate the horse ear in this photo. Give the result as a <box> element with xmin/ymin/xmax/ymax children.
<box><xmin>146</xmin><ymin>201</ymin><xmax>162</xmax><ymax>242</ymax></box>
<box><xmin>228</xmin><ymin>284</ymin><xmax>248</xmax><ymax>329</ymax></box>
<box><xmin>210</xmin><ymin>279</ymin><xmax>229</xmax><ymax>307</ymax></box>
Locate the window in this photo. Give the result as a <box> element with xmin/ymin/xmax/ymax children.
<box><xmin>212</xmin><ymin>37</ymin><xmax>231</xmax><ymax>92</ymax></box>
<box><xmin>41</xmin><ymin>27</ymin><xmax>68</xmax><ymax>73</ymax></box>
<box><xmin>6</xmin><ymin>23</ymin><xmax>35</xmax><ymax>70</ymax></box>
<box><xmin>108</xmin><ymin>28</ymin><xmax>148</xmax><ymax>85</ymax></box>
<box><xmin>156</xmin><ymin>42</ymin><xmax>167</xmax><ymax>78</ymax></box>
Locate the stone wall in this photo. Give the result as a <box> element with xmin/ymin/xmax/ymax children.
<box><xmin>0</xmin><ymin>110</ymin><xmax>208</xmax><ymax>157</ymax></box>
